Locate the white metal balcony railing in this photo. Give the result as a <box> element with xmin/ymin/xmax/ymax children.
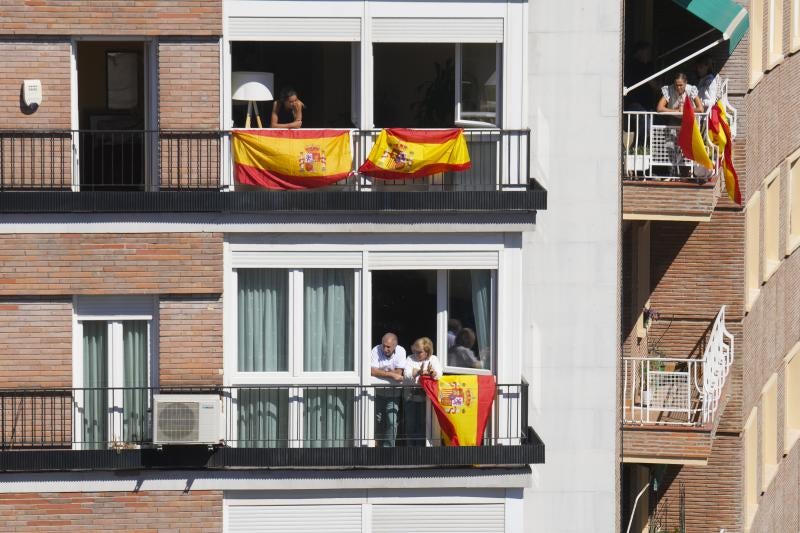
<box><xmin>622</xmin><ymin>306</ymin><xmax>734</xmax><ymax>427</ymax></box>
<box><xmin>623</xmin><ymin>79</ymin><xmax>737</xmax><ymax>181</ymax></box>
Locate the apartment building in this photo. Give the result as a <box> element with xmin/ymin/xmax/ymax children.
<box><xmin>620</xmin><ymin>0</ymin><xmax>800</xmax><ymax>531</ymax></box>
<box><xmin>0</xmin><ymin>1</ymin><xmax>619</xmax><ymax>531</ymax></box>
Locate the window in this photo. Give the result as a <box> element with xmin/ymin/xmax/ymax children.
<box><xmin>793</xmin><ymin>0</ymin><xmax>800</xmax><ymax>51</ymax></box>
<box><xmin>762</xmin><ymin>374</ymin><xmax>779</xmax><ymax>491</ymax></box>
<box><xmin>373</xmin><ymin>43</ymin><xmax>501</xmax><ymax>128</ymax></box>
<box><xmin>768</xmin><ymin>0</ymin><xmax>784</xmax><ymax>67</ymax></box>
<box><xmin>74</xmin><ymin>297</ymin><xmax>155</xmax><ymax>449</ymax></box>
<box><xmin>745</xmin><ymin>191</ymin><xmax>761</xmax><ymax>309</ymax></box>
<box><xmin>788</xmin><ymin>155</ymin><xmax>800</xmax><ymax>253</ymax></box>
<box><xmin>764</xmin><ymin>171</ymin><xmax>781</xmax><ymax>280</ymax></box>
<box><xmin>750</xmin><ymin>0</ymin><xmax>764</xmax><ymax>86</ymax></box>
<box><xmin>785</xmin><ymin>343</ymin><xmax>800</xmax><ymax>453</ymax></box>
<box><xmin>234</xmin><ymin>268</ymin><xmax>358</xmax><ymax>448</ymax></box>
<box><xmin>744</xmin><ymin>407</ymin><xmax>759</xmax><ymax>530</ymax></box>
<box><xmin>230</xmin><ymin>41</ymin><xmax>355</xmax><ymax>128</ymax></box>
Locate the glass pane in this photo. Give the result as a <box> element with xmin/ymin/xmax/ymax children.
<box><xmin>460</xmin><ymin>44</ymin><xmax>498</xmax><ymax>125</ymax></box>
<box><xmin>122</xmin><ymin>321</ymin><xmax>148</xmax><ymax>443</ymax></box>
<box><xmin>447</xmin><ymin>270</ymin><xmax>493</xmax><ymax>370</ymax></box>
<box><xmin>371</xmin><ymin>270</ymin><xmax>437</xmax><ymax>354</ymax></box>
<box><xmin>373</xmin><ymin>43</ymin><xmax>455</xmax><ymax>127</ymax></box>
<box><xmin>237</xmin><ymin>388</ymin><xmax>289</xmax><ymax>448</ymax></box>
<box><xmin>82</xmin><ymin>321</ymin><xmax>108</xmax><ymax>449</ymax></box>
<box><xmin>238</xmin><ymin>269</ymin><xmax>288</xmax><ymax>372</ymax></box>
<box><xmin>304</xmin><ymin>269</ymin><xmax>354</xmax><ymax>372</ymax></box>
<box><xmin>304</xmin><ymin>388</ymin><xmax>354</xmax><ymax>448</ymax></box>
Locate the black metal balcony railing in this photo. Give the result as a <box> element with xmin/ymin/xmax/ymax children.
<box><xmin>0</xmin><ymin>129</ymin><xmax>531</xmax><ymax>193</ymax></box>
<box><xmin>0</xmin><ymin>384</ymin><xmax>531</xmax><ymax>451</ymax></box>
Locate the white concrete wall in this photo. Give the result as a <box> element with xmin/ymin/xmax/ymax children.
<box><xmin>524</xmin><ymin>0</ymin><xmax>621</xmax><ymax>531</ymax></box>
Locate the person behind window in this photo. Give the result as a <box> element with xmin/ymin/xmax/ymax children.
<box><xmin>271</xmin><ymin>87</ymin><xmax>304</xmax><ymax>129</ymax></box>
<box><xmin>447</xmin><ymin>327</ymin><xmax>482</xmax><ymax>369</ymax></box>
<box><xmin>370</xmin><ymin>332</ymin><xmax>406</xmax><ymax>448</ymax></box>
<box><xmin>402</xmin><ymin>337</ymin><xmax>442</xmax><ymax>446</ymax></box>
<box><xmin>657</xmin><ymin>72</ymin><xmax>703</xmax><ymax>114</ymax></box>
<box><xmin>624</xmin><ymin>41</ymin><xmax>658</xmax><ymax>111</ymax></box>
<box><xmin>446</xmin><ymin>318</ymin><xmax>462</xmax><ymax>348</ymax></box>
<box><xmin>694</xmin><ymin>56</ymin><xmax>720</xmax><ymax>111</ymax></box>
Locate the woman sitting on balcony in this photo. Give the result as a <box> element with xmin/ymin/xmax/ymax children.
<box><xmin>656</xmin><ymin>73</ymin><xmax>704</xmax><ymax>114</ymax></box>
<box><xmin>403</xmin><ymin>337</ymin><xmax>442</xmax><ymax>446</ymax></box>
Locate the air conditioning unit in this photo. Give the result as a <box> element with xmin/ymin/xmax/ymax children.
<box><xmin>153</xmin><ymin>394</ymin><xmax>221</xmax><ymax>445</ymax></box>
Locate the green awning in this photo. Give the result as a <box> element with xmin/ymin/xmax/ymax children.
<box><xmin>672</xmin><ymin>0</ymin><xmax>749</xmax><ymax>53</ymax></box>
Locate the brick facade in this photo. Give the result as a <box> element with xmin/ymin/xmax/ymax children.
<box><xmin>0</xmin><ymin>490</ymin><xmax>222</xmax><ymax>531</ymax></box>
<box><xmin>0</xmin><ymin>300</ymin><xmax>72</xmax><ymax>387</ymax></box>
<box><xmin>0</xmin><ymin>233</ymin><xmax>223</xmax><ymax>296</ymax></box>
<box><xmin>159</xmin><ymin>297</ymin><xmax>223</xmax><ymax>386</ymax></box>
<box><xmin>0</xmin><ymin>1</ymin><xmax>222</xmax><ymax>36</ymax></box>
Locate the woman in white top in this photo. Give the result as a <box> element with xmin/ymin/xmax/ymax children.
<box><xmin>694</xmin><ymin>56</ymin><xmax>720</xmax><ymax>111</ymax></box>
<box><xmin>657</xmin><ymin>72</ymin><xmax>704</xmax><ymax>114</ymax></box>
<box><xmin>402</xmin><ymin>337</ymin><xmax>442</xmax><ymax>446</ymax></box>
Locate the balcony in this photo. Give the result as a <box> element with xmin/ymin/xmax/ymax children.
<box><xmin>0</xmin><ymin>382</ymin><xmax>543</xmax><ymax>472</ymax></box>
<box><xmin>621</xmin><ymin>105</ymin><xmax>736</xmax><ymax>222</ymax></box>
<box><xmin>621</xmin><ymin>306</ymin><xmax>734</xmax><ymax>464</ymax></box>
<box><xmin>0</xmin><ymin>129</ymin><xmax>545</xmax><ymax>215</ymax></box>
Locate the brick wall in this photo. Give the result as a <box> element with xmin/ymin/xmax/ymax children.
<box><xmin>0</xmin><ymin>300</ymin><xmax>71</xmax><ymax>387</ymax></box>
<box><xmin>0</xmin><ymin>490</ymin><xmax>222</xmax><ymax>531</ymax></box>
<box><xmin>0</xmin><ymin>1</ymin><xmax>222</xmax><ymax>36</ymax></box>
<box><xmin>650</xmin><ymin>433</ymin><xmax>742</xmax><ymax>532</ymax></box>
<box><xmin>159</xmin><ymin>297</ymin><xmax>223</xmax><ymax>386</ymax></box>
<box><xmin>0</xmin><ymin>233</ymin><xmax>223</xmax><ymax>296</ymax></box>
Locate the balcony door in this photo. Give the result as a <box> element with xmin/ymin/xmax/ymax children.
<box><xmin>76</xmin><ymin>41</ymin><xmax>151</xmax><ymax>190</ymax></box>
<box><xmin>74</xmin><ymin>297</ymin><xmax>155</xmax><ymax>449</ymax></box>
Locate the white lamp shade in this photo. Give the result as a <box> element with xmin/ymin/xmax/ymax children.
<box><xmin>231</xmin><ymin>71</ymin><xmax>274</xmax><ymax>101</ymax></box>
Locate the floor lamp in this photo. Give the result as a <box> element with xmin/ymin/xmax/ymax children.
<box><xmin>232</xmin><ymin>71</ymin><xmax>274</xmax><ymax>128</ymax></box>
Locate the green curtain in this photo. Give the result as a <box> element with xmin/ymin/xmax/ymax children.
<box><xmin>82</xmin><ymin>321</ymin><xmax>108</xmax><ymax>449</ymax></box>
<box><xmin>304</xmin><ymin>389</ymin><xmax>354</xmax><ymax>448</ymax></box>
<box><xmin>470</xmin><ymin>270</ymin><xmax>491</xmax><ymax>368</ymax></box>
<box><xmin>304</xmin><ymin>269</ymin><xmax>353</xmax><ymax>372</ymax></box>
<box><xmin>237</xmin><ymin>388</ymin><xmax>289</xmax><ymax>448</ymax></box>
<box><xmin>238</xmin><ymin>269</ymin><xmax>288</xmax><ymax>372</ymax></box>
<box><xmin>122</xmin><ymin>321</ymin><xmax>148</xmax><ymax>443</ymax></box>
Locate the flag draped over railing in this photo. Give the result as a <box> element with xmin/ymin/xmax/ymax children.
<box><xmin>677</xmin><ymin>97</ymin><xmax>713</xmax><ymax>171</ymax></box>
<box><xmin>708</xmin><ymin>101</ymin><xmax>742</xmax><ymax>205</ymax></box>
<box><xmin>232</xmin><ymin>129</ymin><xmax>352</xmax><ymax>190</ymax></box>
<box><xmin>358</xmin><ymin>128</ymin><xmax>471</xmax><ymax>180</ymax></box>
<box><xmin>421</xmin><ymin>374</ymin><xmax>496</xmax><ymax>446</ymax></box>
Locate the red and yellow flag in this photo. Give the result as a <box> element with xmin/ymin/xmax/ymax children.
<box><xmin>677</xmin><ymin>97</ymin><xmax>713</xmax><ymax>171</ymax></box>
<box><xmin>232</xmin><ymin>129</ymin><xmax>352</xmax><ymax>190</ymax></box>
<box><xmin>708</xmin><ymin>101</ymin><xmax>742</xmax><ymax>205</ymax></box>
<box><xmin>421</xmin><ymin>374</ymin><xmax>495</xmax><ymax>446</ymax></box>
<box><xmin>358</xmin><ymin>128</ymin><xmax>471</xmax><ymax>180</ymax></box>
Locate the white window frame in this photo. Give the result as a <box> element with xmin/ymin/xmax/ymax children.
<box><xmin>224</xmin><ymin>236</ymin><xmax>518</xmax><ymax>447</ymax></box>
<box><xmin>72</xmin><ymin>296</ymin><xmax>158</xmax><ymax>450</ymax></box>
<box><xmin>792</xmin><ymin>0</ymin><xmax>800</xmax><ymax>52</ymax></box>
<box><xmin>768</xmin><ymin>0</ymin><xmax>784</xmax><ymax>68</ymax></box>
<box><xmin>455</xmin><ymin>43</ymin><xmax>503</xmax><ymax>128</ymax></box>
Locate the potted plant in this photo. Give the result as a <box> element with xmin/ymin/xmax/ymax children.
<box><xmin>625</xmin><ymin>146</ymin><xmax>652</xmax><ymax>174</ymax></box>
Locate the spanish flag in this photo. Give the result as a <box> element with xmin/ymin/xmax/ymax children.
<box><xmin>708</xmin><ymin>101</ymin><xmax>742</xmax><ymax>205</ymax></box>
<box><xmin>232</xmin><ymin>129</ymin><xmax>352</xmax><ymax>190</ymax></box>
<box><xmin>677</xmin><ymin>97</ymin><xmax>713</xmax><ymax>171</ymax></box>
<box><xmin>358</xmin><ymin>128</ymin><xmax>471</xmax><ymax>180</ymax></box>
<box><xmin>421</xmin><ymin>374</ymin><xmax>495</xmax><ymax>446</ymax></box>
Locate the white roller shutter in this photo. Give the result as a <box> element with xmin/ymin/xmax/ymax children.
<box><xmin>372</xmin><ymin>503</ymin><xmax>505</xmax><ymax>533</ymax></box>
<box><xmin>227</xmin><ymin>504</ymin><xmax>362</xmax><ymax>533</ymax></box>
<box><xmin>371</xmin><ymin>18</ymin><xmax>504</xmax><ymax>43</ymax></box>
<box><xmin>228</xmin><ymin>17</ymin><xmax>361</xmax><ymax>41</ymax></box>
<box><xmin>367</xmin><ymin>250</ymin><xmax>499</xmax><ymax>270</ymax></box>
<box><xmin>232</xmin><ymin>250</ymin><xmax>363</xmax><ymax>269</ymax></box>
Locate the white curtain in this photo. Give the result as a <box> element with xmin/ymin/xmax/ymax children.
<box><xmin>238</xmin><ymin>269</ymin><xmax>288</xmax><ymax>372</ymax></box>
<box><xmin>237</xmin><ymin>388</ymin><xmax>289</xmax><ymax>448</ymax></box>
